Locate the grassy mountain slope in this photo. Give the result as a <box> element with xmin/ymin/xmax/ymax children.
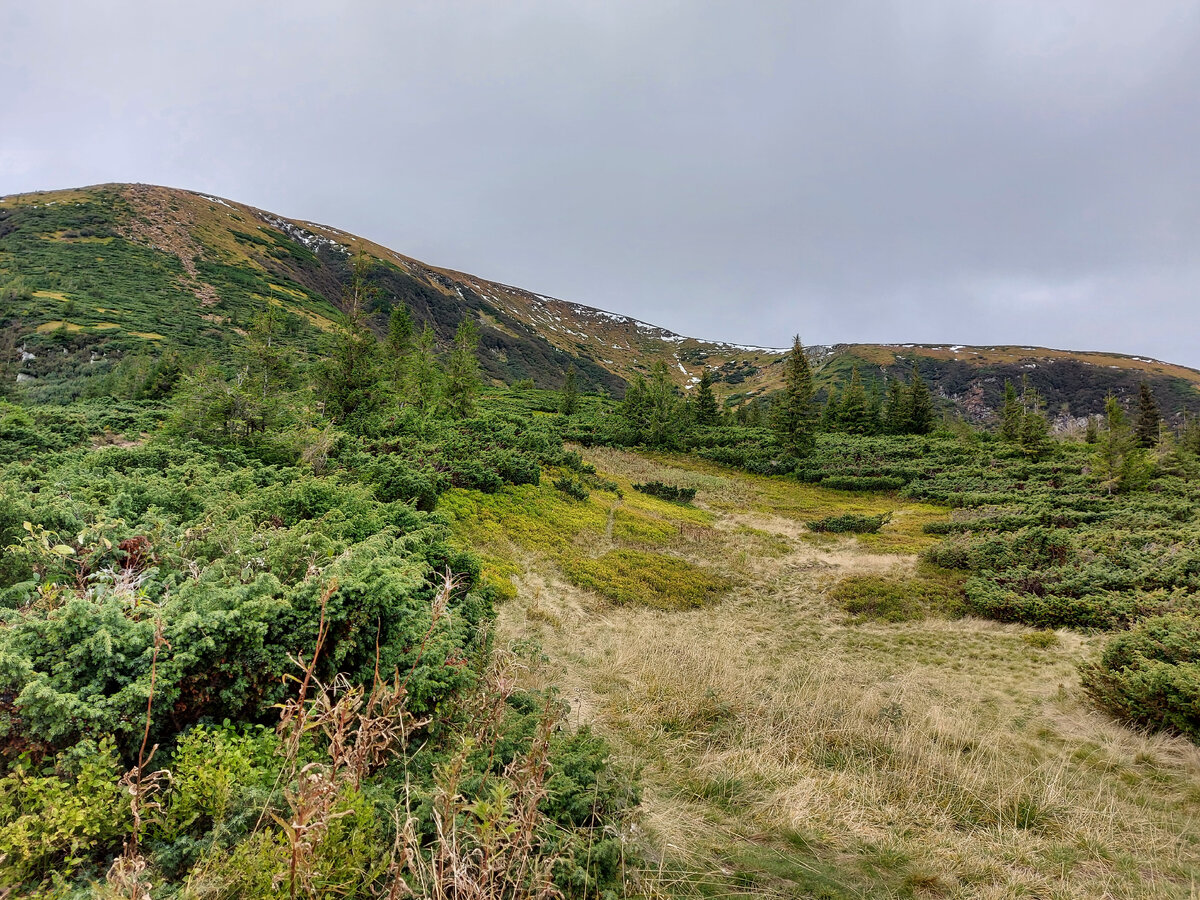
<box><xmin>4</xmin><ymin>183</ymin><xmax>1199</xmax><ymax>419</ymax></box>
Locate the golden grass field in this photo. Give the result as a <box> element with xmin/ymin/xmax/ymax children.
<box><xmin>446</xmin><ymin>449</ymin><xmax>1200</xmax><ymax>899</ymax></box>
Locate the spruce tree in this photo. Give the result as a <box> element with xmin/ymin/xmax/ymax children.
<box><xmin>616</xmin><ymin>375</ymin><xmax>650</xmax><ymax>443</ymax></box>
<box><xmin>773</xmin><ymin>335</ymin><xmax>817</xmax><ymax>455</ymax></box>
<box><xmin>443</xmin><ymin>318</ymin><xmax>481</xmax><ymax>418</ymax></box>
<box><xmin>1084</xmin><ymin>415</ymin><xmax>1099</xmax><ymax>444</ymax></box>
<box><xmin>839</xmin><ymin>367</ymin><xmax>872</xmax><ymax>434</ymax></box>
<box><xmin>999</xmin><ymin>380</ymin><xmax>1022</xmax><ymax>443</ymax></box>
<box><xmin>560</xmin><ymin>364</ymin><xmax>579</xmax><ymax>416</ymax></box>
<box><xmin>1018</xmin><ymin>385</ymin><xmax>1050</xmax><ymax>457</ymax></box>
<box><xmin>866</xmin><ymin>379</ymin><xmax>884</xmax><ymax>434</ymax></box>
<box><xmin>884</xmin><ymin>379</ymin><xmax>908</xmax><ymax>434</ymax></box>
<box><xmin>1135</xmin><ymin>382</ymin><xmax>1161</xmax><ymax>448</ymax></box>
<box><xmin>316</xmin><ymin>250</ymin><xmax>383</xmax><ymax>427</ymax></box>
<box><xmin>386</xmin><ymin>305</ymin><xmax>415</xmax><ymax>396</ymax></box>
<box><xmin>646</xmin><ymin>361</ymin><xmax>684</xmax><ymax>448</ymax></box>
<box><xmin>820</xmin><ymin>386</ymin><xmax>841</xmax><ymax>431</ymax></box>
<box><xmin>906</xmin><ymin>366</ymin><xmax>936</xmax><ymax>435</ymax></box>
<box><xmin>408</xmin><ymin>324</ymin><xmax>442</xmax><ymax>414</ymax></box>
<box><xmin>694</xmin><ymin>367</ymin><xmax>719</xmax><ymax>426</ymax></box>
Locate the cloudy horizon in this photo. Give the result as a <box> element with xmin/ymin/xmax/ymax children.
<box><xmin>4</xmin><ymin>2</ymin><xmax>1198</xmax><ymax>364</ymax></box>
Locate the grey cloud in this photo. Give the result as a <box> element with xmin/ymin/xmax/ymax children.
<box><xmin>3</xmin><ymin>1</ymin><xmax>1198</xmax><ymax>362</ymax></box>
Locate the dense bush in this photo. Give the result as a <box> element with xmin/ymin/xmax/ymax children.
<box><xmin>1081</xmin><ymin>614</ymin><xmax>1200</xmax><ymax>740</ymax></box>
<box><xmin>632</xmin><ymin>481</ymin><xmax>697</xmax><ymax>503</ymax></box>
<box><xmin>807</xmin><ymin>512</ymin><xmax>892</xmax><ymax>534</ymax></box>
<box><xmin>0</xmin><ymin>394</ymin><xmax>638</xmax><ymax>896</ymax></box>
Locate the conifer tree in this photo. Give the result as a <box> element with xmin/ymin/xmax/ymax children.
<box><xmin>693</xmin><ymin>367</ymin><xmax>719</xmax><ymax>426</ymax></box>
<box><xmin>839</xmin><ymin>367</ymin><xmax>873</xmax><ymax>434</ymax></box>
<box><xmin>1018</xmin><ymin>384</ymin><xmax>1050</xmax><ymax>457</ymax></box>
<box><xmin>906</xmin><ymin>366</ymin><xmax>936</xmax><ymax>435</ymax></box>
<box><xmin>617</xmin><ymin>375</ymin><xmax>650</xmax><ymax>442</ymax></box>
<box><xmin>1135</xmin><ymin>382</ymin><xmax>1161</xmax><ymax>448</ymax></box>
<box><xmin>999</xmin><ymin>380</ymin><xmax>1022</xmax><ymax>443</ymax></box>
<box><xmin>560</xmin><ymin>364</ymin><xmax>579</xmax><ymax>416</ymax></box>
<box><xmin>385</xmin><ymin>304</ymin><xmax>415</xmax><ymax>402</ymax></box>
<box><xmin>1084</xmin><ymin>415</ymin><xmax>1099</xmax><ymax>444</ymax></box>
<box><xmin>884</xmin><ymin>379</ymin><xmax>908</xmax><ymax>434</ymax></box>
<box><xmin>408</xmin><ymin>323</ymin><xmax>442</xmax><ymax>414</ymax></box>
<box><xmin>646</xmin><ymin>360</ymin><xmax>684</xmax><ymax>447</ymax></box>
<box><xmin>866</xmin><ymin>379</ymin><xmax>884</xmax><ymax>434</ymax></box>
<box><xmin>1181</xmin><ymin>412</ymin><xmax>1200</xmax><ymax>455</ymax></box>
<box><xmin>820</xmin><ymin>386</ymin><xmax>841</xmax><ymax>431</ymax></box>
<box><xmin>1094</xmin><ymin>395</ymin><xmax>1152</xmax><ymax>492</ymax></box>
<box><xmin>773</xmin><ymin>335</ymin><xmax>816</xmax><ymax>455</ymax></box>
<box><xmin>316</xmin><ymin>250</ymin><xmax>383</xmax><ymax>426</ymax></box>
<box><xmin>443</xmin><ymin>318</ymin><xmax>481</xmax><ymax>418</ymax></box>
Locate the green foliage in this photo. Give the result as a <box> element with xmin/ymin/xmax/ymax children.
<box><xmin>1136</xmin><ymin>381</ymin><xmax>1162</xmax><ymax>448</ymax></box>
<box><xmin>807</xmin><ymin>512</ymin><xmax>892</xmax><ymax>534</ymax></box>
<box><xmin>632</xmin><ymin>481</ymin><xmax>697</xmax><ymax>504</ymax></box>
<box><xmin>560</xmin><ymin>364</ymin><xmax>579</xmax><ymax>417</ymax></box>
<box><xmin>832</xmin><ymin>571</ymin><xmax>964</xmax><ymax>622</ymax></box>
<box><xmin>444</xmin><ymin>317</ymin><xmax>481</xmax><ymax>419</ymax></box>
<box><xmin>553</xmin><ymin>476</ymin><xmax>590</xmax><ymax>501</ymax></box>
<box><xmin>692</xmin><ymin>367</ymin><xmax>719</xmax><ymax>427</ymax></box>
<box><xmin>1081</xmin><ymin>614</ymin><xmax>1200</xmax><ymax>740</ymax></box>
<box><xmin>0</xmin><ymin>737</ymin><xmax>128</xmax><ymax>889</ymax></box>
<box><xmin>561</xmin><ymin>550</ymin><xmax>731</xmax><ymax>609</ymax></box>
<box><xmin>772</xmin><ymin>335</ymin><xmax>817</xmax><ymax>455</ymax></box>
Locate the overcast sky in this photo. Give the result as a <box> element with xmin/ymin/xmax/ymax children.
<box><xmin>3</xmin><ymin>2</ymin><xmax>1199</xmax><ymax>363</ymax></box>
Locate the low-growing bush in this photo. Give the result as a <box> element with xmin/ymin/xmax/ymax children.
<box><xmin>632</xmin><ymin>481</ymin><xmax>697</xmax><ymax>504</ymax></box>
<box><xmin>832</xmin><ymin>570</ymin><xmax>965</xmax><ymax>622</ymax></box>
<box><xmin>562</xmin><ymin>550</ymin><xmax>732</xmax><ymax>609</ymax></box>
<box><xmin>807</xmin><ymin>512</ymin><xmax>892</xmax><ymax>534</ymax></box>
<box><xmin>553</xmin><ymin>476</ymin><xmax>590</xmax><ymax>501</ymax></box>
<box><xmin>820</xmin><ymin>475</ymin><xmax>906</xmax><ymax>491</ymax></box>
<box><xmin>1080</xmin><ymin>613</ymin><xmax>1200</xmax><ymax>740</ymax></box>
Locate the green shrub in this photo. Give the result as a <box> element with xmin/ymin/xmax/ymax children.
<box><xmin>553</xmin><ymin>476</ymin><xmax>590</xmax><ymax>501</ymax></box>
<box><xmin>561</xmin><ymin>550</ymin><xmax>731</xmax><ymax>609</ymax></box>
<box><xmin>1080</xmin><ymin>614</ymin><xmax>1200</xmax><ymax>740</ymax></box>
<box><xmin>632</xmin><ymin>481</ymin><xmax>697</xmax><ymax>504</ymax></box>
<box><xmin>820</xmin><ymin>475</ymin><xmax>906</xmax><ymax>491</ymax></box>
<box><xmin>0</xmin><ymin>736</ymin><xmax>129</xmax><ymax>889</ymax></box>
<box><xmin>807</xmin><ymin>512</ymin><xmax>892</xmax><ymax>534</ymax></box>
<box><xmin>832</xmin><ymin>571</ymin><xmax>964</xmax><ymax>622</ymax></box>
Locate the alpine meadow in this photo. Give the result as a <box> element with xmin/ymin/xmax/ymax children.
<box><xmin>1</xmin><ymin>182</ymin><xmax>1199</xmax><ymax>900</ymax></box>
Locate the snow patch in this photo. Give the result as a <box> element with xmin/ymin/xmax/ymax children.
<box><xmin>198</xmin><ymin>194</ymin><xmax>233</xmax><ymax>209</ymax></box>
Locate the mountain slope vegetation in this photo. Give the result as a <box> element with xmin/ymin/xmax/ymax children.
<box><xmin>5</xmin><ymin>183</ymin><xmax>1200</xmax><ymax>422</ymax></box>
<box><xmin>3</xmin><ymin>182</ymin><xmax>1200</xmax><ymax>897</ymax></box>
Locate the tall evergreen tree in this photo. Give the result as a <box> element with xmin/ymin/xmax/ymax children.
<box><xmin>560</xmin><ymin>364</ymin><xmax>579</xmax><ymax>416</ymax></box>
<box><xmin>906</xmin><ymin>366</ymin><xmax>936</xmax><ymax>435</ymax></box>
<box><xmin>1018</xmin><ymin>385</ymin><xmax>1050</xmax><ymax>457</ymax></box>
<box><xmin>1084</xmin><ymin>415</ymin><xmax>1099</xmax><ymax>444</ymax></box>
<box><xmin>839</xmin><ymin>367</ymin><xmax>873</xmax><ymax>434</ymax></box>
<box><xmin>616</xmin><ymin>374</ymin><xmax>650</xmax><ymax>442</ymax></box>
<box><xmin>999</xmin><ymin>380</ymin><xmax>1022</xmax><ymax>443</ymax></box>
<box><xmin>316</xmin><ymin>250</ymin><xmax>383</xmax><ymax>427</ymax></box>
<box><xmin>386</xmin><ymin>304</ymin><xmax>415</xmax><ymax>398</ymax></box>
<box><xmin>883</xmin><ymin>379</ymin><xmax>908</xmax><ymax>434</ymax></box>
<box><xmin>820</xmin><ymin>386</ymin><xmax>841</xmax><ymax>431</ymax></box>
<box><xmin>773</xmin><ymin>335</ymin><xmax>816</xmax><ymax>455</ymax></box>
<box><xmin>646</xmin><ymin>361</ymin><xmax>685</xmax><ymax>448</ymax></box>
<box><xmin>1135</xmin><ymin>382</ymin><xmax>1161</xmax><ymax>448</ymax></box>
<box><xmin>408</xmin><ymin>324</ymin><xmax>442</xmax><ymax>414</ymax></box>
<box><xmin>866</xmin><ymin>379</ymin><xmax>884</xmax><ymax>434</ymax></box>
<box><xmin>693</xmin><ymin>367</ymin><xmax>719</xmax><ymax>426</ymax></box>
<box><xmin>443</xmin><ymin>318</ymin><xmax>481</xmax><ymax>418</ymax></box>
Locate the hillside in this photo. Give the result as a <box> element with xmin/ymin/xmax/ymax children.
<box><xmin>4</xmin><ymin>183</ymin><xmax>1200</xmax><ymax>420</ymax></box>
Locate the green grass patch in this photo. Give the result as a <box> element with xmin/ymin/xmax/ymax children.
<box><xmin>833</xmin><ymin>568</ymin><xmax>966</xmax><ymax>623</ymax></box>
<box><xmin>561</xmin><ymin>549</ymin><xmax>732</xmax><ymax>609</ymax></box>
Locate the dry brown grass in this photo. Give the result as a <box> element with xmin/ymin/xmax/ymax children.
<box><xmin>479</xmin><ymin>449</ymin><xmax>1200</xmax><ymax>899</ymax></box>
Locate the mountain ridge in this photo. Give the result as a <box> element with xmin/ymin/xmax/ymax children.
<box><xmin>4</xmin><ymin>182</ymin><xmax>1199</xmax><ymax>420</ymax></box>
